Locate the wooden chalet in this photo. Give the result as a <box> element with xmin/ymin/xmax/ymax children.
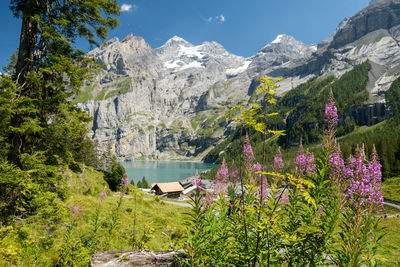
<box><xmin>151</xmin><ymin>182</ymin><xmax>184</xmax><ymax>198</ymax></box>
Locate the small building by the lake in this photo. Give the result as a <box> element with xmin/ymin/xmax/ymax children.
<box><xmin>151</xmin><ymin>182</ymin><xmax>184</xmax><ymax>198</ymax></box>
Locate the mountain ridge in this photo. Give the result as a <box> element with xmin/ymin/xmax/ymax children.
<box><xmin>75</xmin><ymin>0</ymin><xmax>400</xmax><ymax>160</ymax></box>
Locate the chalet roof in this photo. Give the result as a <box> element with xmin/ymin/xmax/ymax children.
<box><xmin>182</xmin><ymin>185</ymin><xmax>197</xmax><ymax>195</ymax></box>
<box><xmin>151</xmin><ymin>182</ymin><xmax>184</xmax><ymax>193</ymax></box>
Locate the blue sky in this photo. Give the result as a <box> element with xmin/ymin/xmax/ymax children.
<box><xmin>0</xmin><ymin>0</ymin><xmax>371</xmax><ymax>69</ymax></box>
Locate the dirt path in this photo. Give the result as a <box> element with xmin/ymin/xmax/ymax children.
<box><xmin>384</xmin><ymin>201</ymin><xmax>400</xmax><ymax>210</ymax></box>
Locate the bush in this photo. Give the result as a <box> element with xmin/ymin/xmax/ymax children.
<box><xmin>104</xmin><ymin>159</ymin><xmax>125</xmax><ymax>191</ymax></box>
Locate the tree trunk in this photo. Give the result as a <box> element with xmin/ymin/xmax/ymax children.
<box><xmin>15</xmin><ymin>0</ymin><xmax>39</xmax><ymax>85</ymax></box>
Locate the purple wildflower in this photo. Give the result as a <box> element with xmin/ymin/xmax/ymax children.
<box><xmin>121</xmin><ymin>173</ymin><xmax>129</xmax><ymax>187</ymax></box>
<box><xmin>244</xmin><ymin>135</ymin><xmax>255</xmax><ymax>162</ymax></box>
<box><xmin>325</xmin><ymin>104</ymin><xmax>338</xmax><ymax>127</ymax></box>
<box><xmin>280</xmin><ymin>195</ymin><xmax>289</xmax><ymax>205</ymax></box>
<box><xmin>296</xmin><ymin>151</ymin><xmax>316</xmax><ymax>175</ymax></box>
<box><xmin>100</xmin><ymin>190</ymin><xmax>107</xmax><ymax>200</ymax></box>
<box><xmin>229</xmin><ymin>168</ymin><xmax>238</xmax><ymax>180</ymax></box>
<box><xmin>72</xmin><ymin>206</ymin><xmax>79</xmax><ymax>214</ymax></box>
<box><xmin>258</xmin><ymin>175</ymin><xmax>269</xmax><ymax>199</ymax></box>
<box><xmin>329</xmin><ymin>151</ymin><xmax>353</xmax><ymax>185</ymax></box>
<box><xmin>345</xmin><ymin>145</ymin><xmax>384</xmax><ymax>211</ymax></box>
<box><xmin>273</xmin><ymin>147</ymin><xmax>283</xmax><ymax>171</ymax></box>
<box><xmin>217</xmin><ymin>159</ymin><xmax>229</xmax><ymax>182</ymax></box>
<box><xmin>192</xmin><ymin>179</ymin><xmax>203</xmax><ymax>188</ymax></box>
<box><xmin>214</xmin><ymin>159</ymin><xmax>228</xmax><ymax>194</ymax></box>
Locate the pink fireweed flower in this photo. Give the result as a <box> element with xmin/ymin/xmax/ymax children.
<box><xmin>100</xmin><ymin>190</ymin><xmax>107</xmax><ymax>200</ymax></box>
<box><xmin>258</xmin><ymin>175</ymin><xmax>269</xmax><ymax>199</ymax></box>
<box><xmin>244</xmin><ymin>135</ymin><xmax>255</xmax><ymax>162</ymax></box>
<box><xmin>252</xmin><ymin>163</ymin><xmax>266</xmax><ymax>184</ymax></box>
<box><xmin>325</xmin><ymin>104</ymin><xmax>338</xmax><ymax>126</ymax></box>
<box><xmin>253</xmin><ymin>163</ymin><xmax>261</xmax><ymax>174</ymax></box>
<box><xmin>244</xmin><ymin>144</ymin><xmax>254</xmax><ymax>162</ymax></box>
<box><xmin>280</xmin><ymin>194</ymin><xmax>289</xmax><ymax>205</ymax></box>
<box><xmin>229</xmin><ymin>168</ymin><xmax>238</xmax><ymax>180</ymax></box>
<box><xmin>121</xmin><ymin>173</ymin><xmax>129</xmax><ymax>187</ymax></box>
<box><xmin>192</xmin><ymin>178</ymin><xmax>203</xmax><ymax>188</ymax></box>
<box><xmin>121</xmin><ymin>177</ymin><xmax>128</xmax><ymax>186</ymax></box>
<box><xmin>346</xmin><ymin>147</ymin><xmax>384</xmax><ymax>211</ymax></box>
<box><xmin>217</xmin><ymin>159</ymin><xmax>229</xmax><ymax>183</ymax></box>
<box><xmin>214</xmin><ymin>160</ymin><xmax>228</xmax><ymax>194</ymax></box>
<box><xmin>296</xmin><ymin>151</ymin><xmax>316</xmax><ymax>175</ymax></box>
<box><xmin>273</xmin><ymin>147</ymin><xmax>283</xmax><ymax>171</ymax></box>
<box><xmin>329</xmin><ymin>152</ymin><xmax>353</xmax><ymax>184</ymax></box>
<box><xmin>213</xmin><ymin>179</ymin><xmax>225</xmax><ymax>194</ymax></box>
<box><xmin>72</xmin><ymin>206</ymin><xmax>79</xmax><ymax>214</ymax></box>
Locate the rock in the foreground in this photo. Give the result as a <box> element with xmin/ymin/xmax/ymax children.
<box><xmin>90</xmin><ymin>250</ymin><xmax>187</xmax><ymax>267</ymax></box>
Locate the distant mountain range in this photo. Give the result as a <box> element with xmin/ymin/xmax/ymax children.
<box><xmin>74</xmin><ymin>0</ymin><xmax>400</xmax><ymax>160</ymax></box>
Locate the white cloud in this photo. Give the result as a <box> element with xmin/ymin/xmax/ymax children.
<box><xmin>121</xmin><ymin>4</ymin><xmax>138</xmax><ymax>12</ymax></box>
<box><xmin>204</xmin><ymin>14</ymin><xmax>226</xmax><ymax>23</ymax></box>
<box><xmin>218</xmin><ymin>14</ymin><xmax>225</xmax><ymax>23</ymax></box>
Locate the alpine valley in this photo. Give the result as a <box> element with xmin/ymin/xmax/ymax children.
<box><xmin>74</xmin><ymin>0</ymin><xmax>400</xmax><ymax>161</ymax></box>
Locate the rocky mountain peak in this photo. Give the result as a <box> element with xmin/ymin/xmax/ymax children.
<box><xmin>260</xmin><ymin>34</ymin><xmax>314</xmax><ymax>52</ymax></box>
<box><xmin>330</xmin><ymin>0</ymin><xmax>400</xmax><ymax>48</ymax></box>
<box><xmin>270</xmin><ymin>34</ymin><xmax>297</xmax><ymax>44</ymax></box>
<box><xmin>78</xmin><ymin>1</ymin><xmax>400</xmax><ymax>161</ymax></box>
<box><xmin>247</xmin><ymin>34</ymin><xmax>316</xmax><ymax>77</ymax></box>
<box><xmin>161</xmin><ymin>35</ymin><xmax>192</xmax><ymax>49</ymax></box>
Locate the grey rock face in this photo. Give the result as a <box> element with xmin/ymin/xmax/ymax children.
<box><xmin>247</xmin><ymin>34</ymin><xmax>316</xmax><ymax>77</ymax></box>
<box><xmin>78</xmin><ymin>34</ymin><xmax>252</xmax><ymax>160</ymax></box>
<box><xmin>330</xmin><ymin>0</ymin><xmax>400</xmax><ymax>49</ymax></box>
<box><xmin>77</xmin><ymin>0</ymin><xmax>400</xmax><ymax>160</ymax></box>
<box><xmin>90</xmin><ymin>250</ymin><xmax>187</xmax><ymax>267</ymax></box>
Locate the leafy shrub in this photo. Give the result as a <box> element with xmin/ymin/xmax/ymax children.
<box><xmin>104</xmin><ymin>159</ymin><xmax>126</xmax><ymax>191</ymax></box>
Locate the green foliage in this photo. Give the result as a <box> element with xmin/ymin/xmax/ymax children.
<box><xmin>0</xmin><ymin>165</ymin><xmax>189</xmax><ymax>265</ymax></box>
<box><xmin>382</xmin><ymin>176</ymin><xmax>400</xmax><ymax>202</ymax></box>
<box><xmin>206</xmin><ymin>61</ymin><xmax>374</xmax><ymax>168</ymax></box>
<box><xmin>138</xmin><ymin>176</ymin><xmax>150</xmax><ymax>189</ymax></box>
<box><xmin>95</xmin><ymin>78</ymin><xmax>132</xmax><ymax>101</ymax></box>
<box><xmin>376</xmin><ymin>217</ymin><xmax>400</xmax><ymax>265</ymax></box>
<box><xmin>103</xmin><ymin>159</ymin><xmax>125</xmax><ymax>191</ymax></box>
<box><xmin>191</xmin><ymin>77</ymin><xmax>387</xmax><ymax>265</ymax></box>
<box><xmin>386</xmin><ymin>76</ymin><xmax>400</xmax><ymax>120</ymax></box>
<box><xmin>339</xmin><ymin>122</ymin><xmax>400</xmax><ymax>178</ymax></box>
<box><xmin>187</xmin><ymin>151</ymin><xmax>348</xmax><ymax>266</ymax></box>
<box><xmin>279</xmin><ymin>61</ymin><xmax>370</xmax><ymax>146</ymax></box>
<box><xmin>71</xmin><ymin>84</ymin><xmax>97</xmax><ymax>104</ymax></box>
<box><xmin>0</xmin><ymin>225</ymin><xmax>22</xmax><ymax>266</ymax></box>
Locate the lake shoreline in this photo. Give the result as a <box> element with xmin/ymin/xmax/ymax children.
<box><xmin>121</xmin><ymin>160</ymin><xmax>218</xmax><ymax>185</ymax></box>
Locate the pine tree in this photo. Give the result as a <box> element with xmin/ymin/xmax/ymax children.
<box><xmin>0</xmin><ymin>0</ymin><xmax>120</xmax><ymax>222</ymax></box>
<box><xmin>141</xmin><ymin>176</ymin><xmax>150</xmax><ymax>188</ymax></box>
<box><xmin>2</xmin><ymin>0</ymin><xmax>120</xmax><ymax>167</ymax></box>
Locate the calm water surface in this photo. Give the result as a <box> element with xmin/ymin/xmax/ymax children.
<box><xmin>121</xmin><ymin>161</ymin><xmax>218</xmax><ymax>185</ymax></box>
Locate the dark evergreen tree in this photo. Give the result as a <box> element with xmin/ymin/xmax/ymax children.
<box><xmin>141</xmin><ymin>176</ymin><xmax>150</xmax><ymax>188</ymax></box>
<box><xmin>386</xmin><ymin>76</ymin><xmax>400</xmax><ymax>121</ymax></box>
<box><xmin>0</xmin><ymin>0</ymin><xmax>120</xmax><ymax>223</ymax></box>
<box><xmin>104</xmin><ymin>159</ymin><xmax>125</xmax><ymax>191</ymax></box>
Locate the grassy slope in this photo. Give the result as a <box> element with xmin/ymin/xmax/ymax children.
<box><xmin>67</xmin><ymin>168</ymin><xmax>189</xmax><ymax>250</ymax></box>
<box><xmin>12</xmin><ymin>167</ymin><xmax>189</xmax><ymax>266</ymax></box>
<box><xmin>382</xmin><ymin>176</ymin><xmax>400</xmax><ymax>203</ymax></box>
<box><xmin>376</xmin><ymin>176</ymin><xmax>400</xmax><ymax>266</ymax></box>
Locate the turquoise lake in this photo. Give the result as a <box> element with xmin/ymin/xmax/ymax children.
<box><xmin>121</xmin><ymin>161</ymin><xmax>218</xmax><ymax>185</ymax></box>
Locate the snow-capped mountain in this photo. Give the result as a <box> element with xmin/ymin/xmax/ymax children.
<box><xmin>76</xmin><ymin>0</ymin><xmax>400</xmax><ymax>160</ymax></box>
<box><xmin>247</xmin><ymin>34</ymin><xmax>317</xmax><ymax>77</ymax></box>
